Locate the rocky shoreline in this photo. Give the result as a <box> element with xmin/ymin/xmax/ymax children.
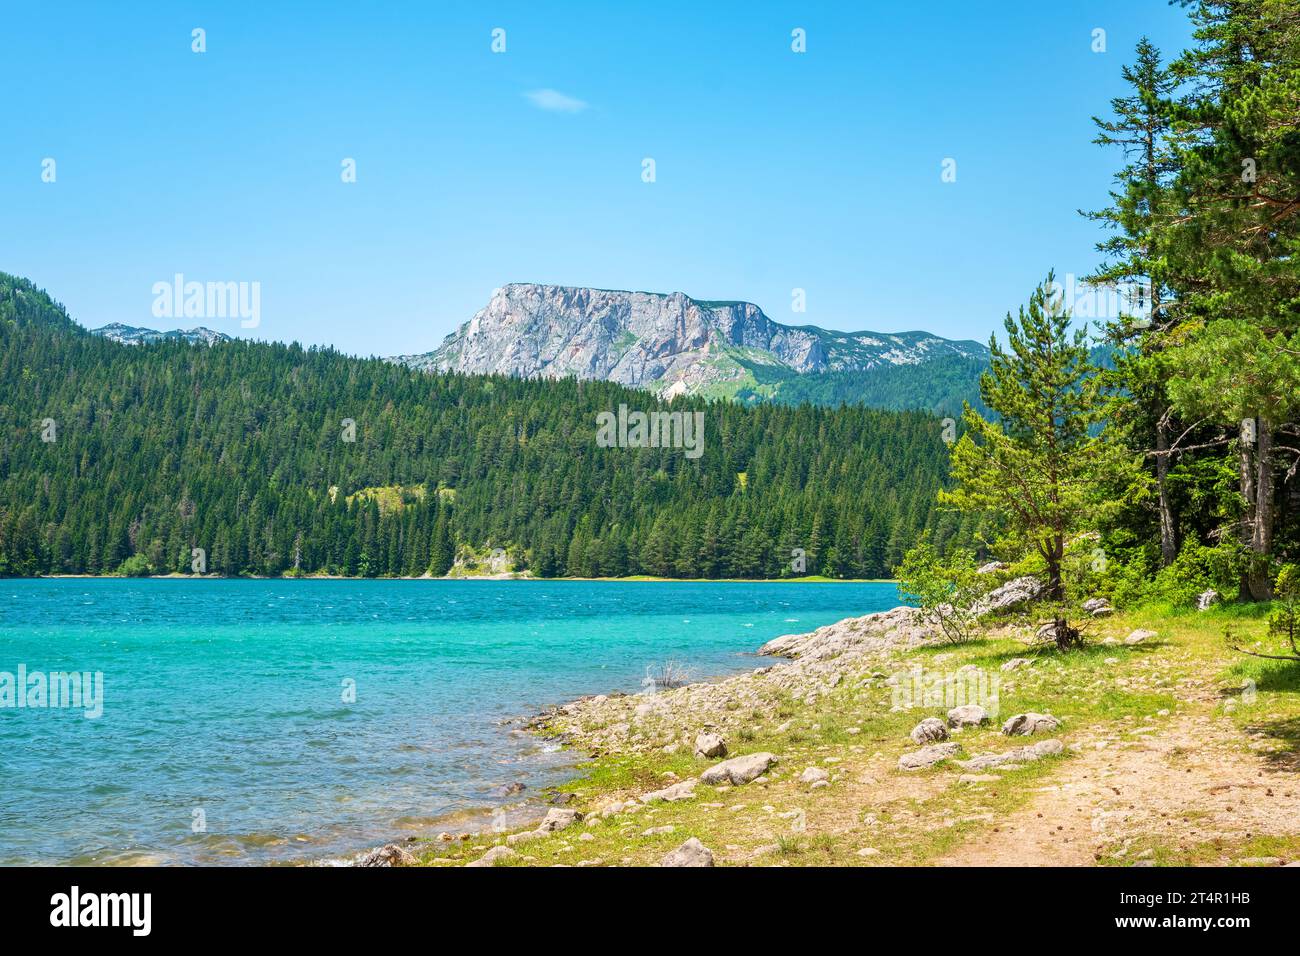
<box><xmin>349</xmin><ymin>604</ymin><xmax>940</xmax><ymax>865</ymax></box>
<box><xmin>530</xmin><ymin>605</ymin><xmax>933</xmax><ymax>758</ymax></box>
<box><xmin>349</xmin><ymin>578</ymin><xmax>1082</xmax><ymax>866</ymax></box>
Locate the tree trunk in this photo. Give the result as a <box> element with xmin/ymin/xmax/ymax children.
<box><xmin>1247</xmin><ymin>419</ymin><xmax>1275</xmax><ymax>600</ymax></box>
<box><xmin>1156</xmin><ymin>413</ymin><xmax>1178</xmax><ymax>566</ymax></box>
<box><xmin>1238</xmin><ymin>417</ymin><xmax>1275</xmax><ymax>601</ymax></box>
<box><xmin>1239</xmin><ymin>419</ymin><xmax>1258</xmax><ymax>601</ymax></box>
<box><xmin>1045</xmin><ymin>546</ymin><xmax>1064</xmax><ymax>601</ymax></box>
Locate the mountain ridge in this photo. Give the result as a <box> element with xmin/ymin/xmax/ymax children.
<box><xmin>91</xmin><ymin>323</ymin><xmax>231</xmax><ymax>346</ymax></box>
<box><xmin>391</xmin><ymin>282</ymin><xmax>989</xmax><ymax>413</ymax></box>
<box><xmin>4</xmin><ymin>271</ymin><xmax>990</xmax><ymax>414</ymax></box>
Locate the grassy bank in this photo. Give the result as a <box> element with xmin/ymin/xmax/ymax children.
<box><xmin>399</xmin><ymin>602</ymin><xmax>1300</xmax><ymax>867</ymax></box>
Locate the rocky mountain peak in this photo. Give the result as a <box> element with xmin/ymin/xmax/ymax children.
<box><xmin>391</xmin><ymin>283</ymin><xmax>987</xmax><ymax>402</ymax></box>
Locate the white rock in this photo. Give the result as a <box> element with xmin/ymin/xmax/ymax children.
<box><xmin>974</xmin><ymin>576</ymin><xmax>1044</xmax><ymax>615</ymax></box>
<box><xmin>693</xmin><ymin>732</ymin><xmax>727</xmax><ymax>759</ymax></box>
<box><xmin>910</xmin><ymin>717</ymin><xmax>950</xmax><ymax>743</ymax></box>
<box><xmin>641</xmin><ymin>778</ymin><xmax>699</xmax><ymax>803</ymax></box>
<box><xmin>356</xmin><ymin>843</ymin><xmax>417</xmax><ymax>867</ymax></box>
<box><xmin>898</xmin><ymin>742</ymin><xmax>961</xmax><ymax>770</ymax></box>
<box><xmin>700</xmin><ymin>752</ymin><xmax>776</xmax><ymax>786</ymax></box>
<box><xmin>538</xmin><ymin>807</ymin><xmax>582</xmax><ymax>832</ymax></box>
<box><xmin>957</xmin><ymin>739</ymin><xmax>1064</xmax><ymax>771</ymax></box>
<box><xmin>659</xmin><ymin>837</ymin><xmax>714</xmax><ymax>867</ymax></box>
<box><xmin>947</xmin><ymin>704</ymin><xmax>990</xmax><ymax>728</ymax></box>
<box><xmin>1001</xmin><ymin>658</ymin><xmax>1031</xmax><ymax>672</ymax></box>
<box><xmin>1001</xmin><ymin>712</ymin><xmax>1061</xmax><ymax>736</ymax></box>
<box><xmin>909</xmin><ymin>712</ymin><xmax>951</xmax><ymax>743</ymax></box>
<box><xmin>1125</xmin><ymin>629</ymin><xmax>1157</xmax><ymax>645</ymax></box>
<box><xmin>799</xmin><ymin>766</ymin><xmax>830</xmax><ymax>786</ymax></box>
<box><xmin>466</xmin><ymin>845</ymin><xmax>518</xmax><ymax>867</ymax></box>
<box><xmin>1082</xmin><ymin>597</ymin><xmax>1113</xmax><ymax>617</ymax></box>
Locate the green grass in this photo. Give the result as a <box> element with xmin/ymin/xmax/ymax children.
<box><xmin>437</xmin><ymin>601</ymin><xmax>1300</xmax><ymax>867</ymax></box>
<box><xmin>1101</xmin><ymin>832</ymin><xmax>1300</xmax><ymax>867</ymax></box>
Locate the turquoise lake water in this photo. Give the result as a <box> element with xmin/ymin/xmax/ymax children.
<box><xmin>0</xmin><ymin>579</ymin><xmax>901</xmax><ymax>865</ymax></box>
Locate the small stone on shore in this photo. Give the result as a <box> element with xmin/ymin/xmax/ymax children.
<box><xmin>1002</xmin><ymin>712</ymin><xmax>1061</xmax><ymax>736</ymax></box>
<box><xmin>700</xmin><ymin>752</ymin><xmax>776</xmax><ymax>786</ymax></box>
<box><xmin>898</xmin><ymin>742</ymin><xmax>961</xmax><ymax>770</ymax></box>
<box><xmin>659</xmin><ymin>837</ymin><xmax>714</xmax><ymax>867</ymax></box>
<box><xmin>799</xmin><ymin>766</ymin><xmax>830</xmax><ymax>786</ymax></box>
<box><xmin>910</xmin><ymin>717</ymin><xmax>950</xmax><ymax>744</ymax></box>
<box><xmin>356</xmin><ymin>843</ymin><xmax>417</xmax><ymax>867</ymax></box>
<box><xmin>948</xmin><ymin>704</ymin><xmax>990</xmax><ymax>728</ymax></box>
<box><xmin>538</xmin><ymin>807</ymin><xmax>582</xmax><ymax>832</ymax></box>
<box><xmin>694</xmin><ymin>732</ymin><xmax>727</xmax><ymax>759</ymax></box>
<box><xmin>641</xmin><ymin>777</ymin><xmax>699</xmax><ymax>803</ymax></box>
<box><xmin>467</xmin><ymin>845</ymin><xmax>518</xmax><ymax>867</ymax></box>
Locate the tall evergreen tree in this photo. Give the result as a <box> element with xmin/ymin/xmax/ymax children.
<box><xmin>942</xmin><ymin>273</ymin><xmax>1138</xmax><ymax>648</ymax></box>
<box><xmin>1085</xmin><ymin>37</ymin><xmax>1188</xmax><ymax>567</ymax></box>
<box><xmin>1160</xmin><ymin>0</ymin><xmax>1300</xmax><ymax>598</ymax></box>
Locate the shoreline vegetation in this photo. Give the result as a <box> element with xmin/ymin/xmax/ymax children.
<box><xmin>39</xmin><ymin>573</ymin><xmax>896</xmax><ymax>584</ymax></box>
<box><xmin>355</xmin><ymin>595</ymin><xmax>1300</xmax><ymax>868</ymax></box>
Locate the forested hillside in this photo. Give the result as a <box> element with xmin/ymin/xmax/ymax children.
<box><xmin>0</xmin><ymin>274</ymin><xmax>968</xmax><ymax>579</ymax></box>
<box><xmin>733</xmin><ymin>353</ymin><xmax>990</xmax><ymax>417</ymax></box>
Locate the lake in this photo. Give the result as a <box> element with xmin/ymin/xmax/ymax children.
<box><xmin>0</xmin><ymin>579</ymin><xmax>901</xmax><ymax>865</ymax></box>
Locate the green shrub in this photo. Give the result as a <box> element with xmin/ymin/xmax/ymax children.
<box><xmin>1267</xmin><ymin>564</ymin><xmax>1300</xmax><ymax>656</ymax></box>
<box><xmin>895</xmin><ymin>542</ymin><xmax>983</xmax><ymax>644</ymax></box>
<box><xmin>117</xmin><ymin>554</ymin><xmax>153</xmax><ymax>578</ymax></box>
<box><xmin>1104</xmin><ymin>539</ymin><xmax>1245</xmax><ymax>609</ymax></box>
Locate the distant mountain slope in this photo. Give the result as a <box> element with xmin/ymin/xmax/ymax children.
<box><xmin>91</xmin><ymin>323</ymin><xmax>231</xmax><ymax>346</ymax></box>
<box><xmin>0</xmin><ymin>274</ymin><xmax>80</xmax><ymax>335</ymax></box>
<box><xmin>738</xmin><ymin>353</ymin><xmax>992</xmax><ymax>417</ymax></box>
<box><xmin>391</xmin><ymin>283</ymin><xmax>990</xmax><ymax>414</ymax></box>
<box><xmin>0</xmin><ymin>270</ymin><xmax>960</xmax><ymax>580</ymax></box>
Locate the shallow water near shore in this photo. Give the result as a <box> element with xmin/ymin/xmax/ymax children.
<box><xmin>0</xmin><ymin>579</ymin><xmax>900</xmax><ymax>865</ymax></box>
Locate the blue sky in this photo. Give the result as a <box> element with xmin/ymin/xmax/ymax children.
<box><xmin>0</xmin><ymin>1</ymin><xmax>1195</xmax><ymax>356</ymax></box>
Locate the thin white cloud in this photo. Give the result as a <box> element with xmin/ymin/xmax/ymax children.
<box><xmin>524</xmin><ymin>88</ymin><xmax>589</xmax><ymax>114</ymax></box>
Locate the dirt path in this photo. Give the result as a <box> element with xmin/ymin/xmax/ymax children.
<box><xmin>938</xmin><ymin>710</ymin><xmax>1300</xmax><ymax>866</ymax></box>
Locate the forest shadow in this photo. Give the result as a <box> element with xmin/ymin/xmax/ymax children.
<box><xmin>1243</xmin><ymin>714</ymin><xmax>1300</xmax><ymax>773</ymax></box>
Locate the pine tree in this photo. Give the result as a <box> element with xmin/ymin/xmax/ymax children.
<box><xmin>1160</xmin><ymin>0</ymin><xmax>1300</xmax><ymax>598</ymax></box>
<box><xmin>1084</xmin><ymin>37</ymin><xmax>1187</xmax><ymax>567</ymax></box>
<box><xmin>943</xmin><ymin>273</ymin><xmax>1138</xmax><ymax>648</ymax></box>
